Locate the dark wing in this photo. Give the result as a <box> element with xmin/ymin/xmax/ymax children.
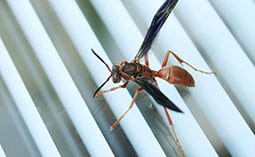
<box><xmin>134</xmin><ymin>0</ymin><xmax>179</xmax><ymax>62</ymax></box>
<box><xmin>135</xmin><ymin>78</ymin><xmax>183</xmax><ymax>112</ymax></box>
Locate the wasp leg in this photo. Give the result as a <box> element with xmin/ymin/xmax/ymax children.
<box><xmin>162</xmin><ymin>50</ymin><xmax>215</xmax><ymax>74</ymax></box>
<box><xmin>164</xmin><ymin>107</ymin><xmax>185</xmax><ymax>157</ymax></box>
<box><xmin>110</xmin><ymin>88</ymin><xmax>143</xmax><ymax>130</ymax></box>
<box><xmin>95</xmin><ymin>81</ymin><xmax>129</xmax><ymax>97</ymax></box>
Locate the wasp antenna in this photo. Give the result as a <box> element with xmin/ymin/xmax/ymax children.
<box><xmin>91</xmin><ymin>49</ymin><xmax>111</xmax><ymax>72</ymax></box>
<box><xmin>93</xmin><ymin>74</ymin><xmax>112</xmax><ymax>97</ymax></box>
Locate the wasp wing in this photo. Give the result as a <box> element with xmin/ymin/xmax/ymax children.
<box><xmin>135</xmin><ymin>78</ymin><xmax>183</xmax><ymax>112</ymax></box>
<box><xmin>134</xmin><ymin>0</ymin><xmax>179</xmax><ymax>61</ymax></box>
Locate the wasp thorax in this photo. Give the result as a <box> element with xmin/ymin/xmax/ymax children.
<box><xmin>112</xmin><ymin>65</ymin><xmax>121</xmax><ymax>83</ymax></box>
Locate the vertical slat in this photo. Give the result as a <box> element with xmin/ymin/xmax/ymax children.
<box><xmin>176</xmin><ymin>1</ymin><xmax>255</xmax><ymax>129</ymax></box>
<box><xmin>174</xmin><ymin>0</ymin><xmax>255</xmax><ymax>156</ymax></box>
<box><xmin>175</xmin><ymin>0</ymin><xmax>255</xmax><ymax>129</ymax></box>
<box><xmin>0</xmin><ymin>145</ymin><xmax>6</xmax><ymax>157</ymax></box>
<box><xmin>48</xmin><ymin>0</ymin><xmax>168</xmax><ymax>156</ymax></box>
<box><xmin>0</xmin><ymin>37</ymin><xmax>61</xmax><ymax>157</ymax></box>
<box><xmin>5</xmin><ymin>0</ymin><xmax>114</xmax><ymax>156</ymax></box>
<box><xmin>0</xmin><ymin>1</ymin><xmax>88</xmax><ymax>155</ymax></box>
<box><xmin>209</xmin><ymin>0</ymin><xmax>255</xmax><ymax>63</ymax></box>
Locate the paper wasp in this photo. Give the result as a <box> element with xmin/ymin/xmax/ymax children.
<box><xmin>93</xmin><ymin>0</ymin><xmax>214</xmax><ymax>156</ymax></box>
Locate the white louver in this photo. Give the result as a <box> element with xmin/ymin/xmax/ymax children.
<box><xmin>0</xmin><ymin>0</ymin><xmax>254</xmax><ymax>157</ymax></box>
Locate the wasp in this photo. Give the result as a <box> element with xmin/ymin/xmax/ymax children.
<box><xmin>93</xmin><ymin>0</ymin><xmax>214</xmax><ymax>156</ymax></box>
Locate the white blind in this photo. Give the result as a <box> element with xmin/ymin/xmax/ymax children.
<box><xmin>0</xmin><ymin>0</ymin><xmax>254</xmax><ymax>157</ymax></box>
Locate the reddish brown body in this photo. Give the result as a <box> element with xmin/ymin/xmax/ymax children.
<box><xmin>119</xmin><ymin>62</ymin><xmax>155</xmax><ymax>80</ymax></box>
<box><xmin>156</xmin><ymin>65</ymin><xmax>195</xmax><ymax>87</ymax></box>
<box><xmin>118</xmin><ymin>62</ymin><xmax>195</xmax><ymax>87</ymax></box>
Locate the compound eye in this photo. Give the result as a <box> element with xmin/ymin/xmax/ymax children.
<box><xmin>112</xmin><ymin>65</ymin><xmax>121</xmax><ymax>83</ymax></box>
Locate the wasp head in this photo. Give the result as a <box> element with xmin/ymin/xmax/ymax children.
<box><xmin>111</xmin><ymin>65</ymin><xmax>121</xmax><ymax>83</ymax></box>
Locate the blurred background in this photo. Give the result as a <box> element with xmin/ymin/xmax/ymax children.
<box><xmin>0</xmin><ymin>0</ymin><xmax>255</xmax><ymax>157</ymax></box>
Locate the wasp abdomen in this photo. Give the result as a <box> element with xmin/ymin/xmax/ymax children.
<box><xmin>157</xmin><ymin>65</ymin><xmax>195</xmax><ymax>87</ymax></box>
